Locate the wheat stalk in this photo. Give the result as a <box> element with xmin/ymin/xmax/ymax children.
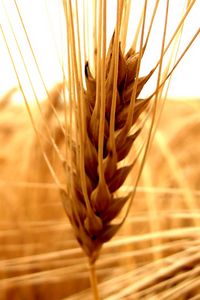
<box><xmin>0</xmin><ymin>0</ymin><xmax>199</xmax><ymax>299</ymax></box>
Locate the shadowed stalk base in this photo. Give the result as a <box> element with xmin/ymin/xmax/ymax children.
<box><xmin>89</xmin><ymin>261</ymin><xmax>100</xmax><ymax>300</ymax></box>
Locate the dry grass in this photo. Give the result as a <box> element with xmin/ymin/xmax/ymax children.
<box><xmin>0</xmin><ymin>0</ymin><xmax>200</xmax><ymax>299</ymax></box>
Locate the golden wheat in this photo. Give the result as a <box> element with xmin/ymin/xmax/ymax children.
<box><xmin>59</xmin><ymin>2</ymin><xmax>199</xmax><ymax>297</ymax></box>
<box><xmin>0</xmin><ymin>0</ymin><xmax>200</xmax><ymax>299</ymax></box>
<box><xmin>60</xmin><ymin>34</ymin><xmax>153</xmax><ymax>263</ymax></box>
<box><xmin>0</xmin><ymin>98</ymin><xmax>200</xmax><ymax>299</ymax></box>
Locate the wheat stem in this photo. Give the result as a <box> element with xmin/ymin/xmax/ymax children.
<box><xmin>89</xmin><ymin>262</ymin><xmax>100</xmax><ymax>300</ymax></box>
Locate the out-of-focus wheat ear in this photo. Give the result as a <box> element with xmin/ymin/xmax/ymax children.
<box><xmin>0</xmin><ymin>25</ymin><xmax>62</xmax><ymax>188</ymax></box>
<box><xmin>2</xmin><ymin>2</ymin><xmax>67</xmax><ymax>173</ymax></box>
<box><xmin>0</xmin><ymin>88</ymin><xmax>17</xmax><ymax>109</ymax></box>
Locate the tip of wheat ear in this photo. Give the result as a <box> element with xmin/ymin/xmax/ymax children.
<box><xmin>61</xmin><ymin>35</ymin><xmax>153</xmax><ymax>263</ymax></box>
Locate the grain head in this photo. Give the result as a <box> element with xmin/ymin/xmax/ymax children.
<box><xmin>0</xmin><ymin>1</ymin><xmax>199</xmax><ymax>299</ymax></box>
<box><xmin>60</xmin><ymin>34</ymin><xmax>154</xmax><ymax>264</ymax></box>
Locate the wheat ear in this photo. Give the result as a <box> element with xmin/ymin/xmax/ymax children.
<box><xmin>1</xmin><ymin>0</ymin><xmax>199</xmax><ymax>299</ymax></box>
<box><xmin>61</xmin><ymin>36</ymin><xmax>153</xmax><ymax>260</ymax></box>
<box><xmin>61</xmin><ymin>2</ymin><xmax>152</xmax><ymax>262</ymax></box>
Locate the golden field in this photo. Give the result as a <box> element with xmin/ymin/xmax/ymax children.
<box><xmin>0</xmin><ymin>95</ymin><xmax>199</xmax><ymax>299</ymax></box>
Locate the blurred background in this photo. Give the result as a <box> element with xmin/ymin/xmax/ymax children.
<box><xmin>0</xmin><ymin>1</ymin><xmax>200</xmax><ymax>299</ymax></box>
